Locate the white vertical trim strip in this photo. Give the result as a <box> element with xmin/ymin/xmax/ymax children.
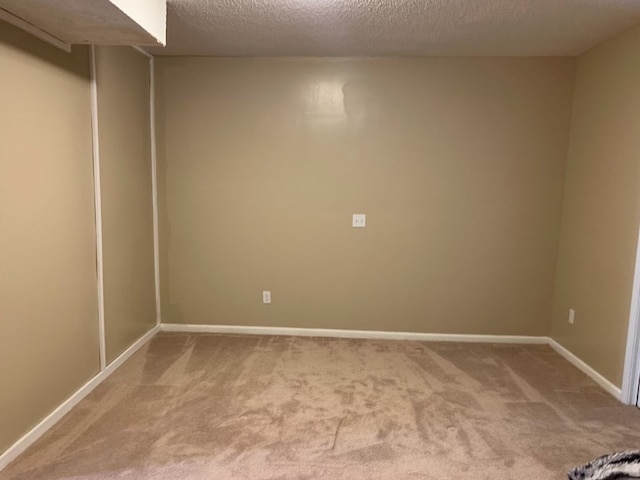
<box><xmin>147</xmin><ymin>52</ymin><xmax>161</xmax><ymax>326</ymax></box>
<box><xmin>133</xmin><ymin>46</ymin><xmax>153</xmax><ymax>59</ymax></box>
<box><xmin>132</xmin><ymin>47</ymin><xmax>160</xmax><ymax>325</ymax></box>
<box><xmin>0</xmin><ymin>8</ymin><xmax>71</xmax><ymax>52</ymax></box>
<box><xmin>621</xmin><ymin>223</ymin><xmax>640</xmax><ymax>405</ymax></box>
<box><xmin>90</xmin><ymin>45</ymin><xmax>107</xmax><ymax>371</ymax></box>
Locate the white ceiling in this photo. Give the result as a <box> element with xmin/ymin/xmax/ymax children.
<box><xmin>148</xmin><ymin>0</ymin><xmax>640</xmax><ymax>56</ymax></box>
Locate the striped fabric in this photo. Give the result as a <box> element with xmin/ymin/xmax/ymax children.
<box><xmin>569</xmin><ymin>451</ymin><xmax>640</xmax><ymax>480</ymax></box>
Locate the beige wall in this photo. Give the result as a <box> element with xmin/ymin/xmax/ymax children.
<box><xmin>156</xmin><ymin>57</ymin><xmax>575</xmax><ymax>335</ymax></box>
<box><xmin>0</xmin><ymin>17</ymin><xmax>637</xmax><ymax>461</ymax></box>
<box><xmin>0</xmin><ymin>22</ymin><xmax>99</xmax><ymax>453</ymax></box>
<box><xmin>95</xmin><ymin>46</ymin><xmax>157</xmax><ymax>363</ymax></box>
<box><xmin>551</xmin><ymin>24</ymin><xmax>640</xmax><ymax>387</ymax></box>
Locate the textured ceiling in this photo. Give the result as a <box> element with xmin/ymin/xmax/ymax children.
<box><xmin>149</xmin><ymin>0</ymin><xmax>640</xmax><ymax>56</ymax></box>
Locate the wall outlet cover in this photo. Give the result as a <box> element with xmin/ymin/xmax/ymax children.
<box><xmin>352</xmin><ymin>214</ymin><xmax>366</xmax><ymax>228</ymax></box>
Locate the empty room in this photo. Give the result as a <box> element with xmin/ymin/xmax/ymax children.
<box><xmin>4</xmin><ymin>0</ymin><xmax>640</xmax><ymax>478</ymax></box>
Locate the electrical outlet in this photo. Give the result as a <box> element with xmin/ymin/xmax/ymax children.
<box><xmin>352</xmin><ymin>214</ymin><xmax>366</xmax><ymax>228</ymax></box>
<box><xmin>568</xmin><ymin>308</ymin><xmax>575</xmax><ymax>325</ymax></box>
<box><xmin>263</xmin><ymin>291</ymin><xmax>271</xmax><ymax>304</ymax></box>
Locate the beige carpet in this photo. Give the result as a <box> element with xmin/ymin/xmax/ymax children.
<box><xmin>2</xmin><ymin>333</ymin><xmax>640</xmax><ymax>479</ymax></box>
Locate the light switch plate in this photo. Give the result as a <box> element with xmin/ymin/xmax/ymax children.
<box><xmin>352</xmin><ymin>214</ymin><xmax>366</xmax><ymax>228</ymax></box>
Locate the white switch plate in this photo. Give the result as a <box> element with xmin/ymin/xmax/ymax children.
<box><xmin>263</xmin><ymin>291</ymin><xmax>271</xmax><ymax>304</ymax></box>
<box><xmin>352</xmin><ymin>214</ymin><xmax>366</xmax><ymax>228</ymax></box>
<box><xmin>568</xmin><ymin>308</ymin><xmax>575</xmax><ymax>325</ymax></box>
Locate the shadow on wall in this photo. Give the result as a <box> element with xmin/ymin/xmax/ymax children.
<box><xmin>0</xmin><ymin>25</ymin><xmax>89</xmax><ymax>80</ymax></box>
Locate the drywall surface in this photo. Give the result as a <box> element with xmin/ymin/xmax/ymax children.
<box><xmin>95</xmin><ymin>46</ymin><xmax>156</xmax><ymax>363</ymax></box>
<box><xmin>109</xmin><ymin>0</ymin><xmax>166</xmax><ymax>44</ymax></box>
<box><xmin>156</xmin><ymin>57</ymin><xmax>575</xmax><ymax>335</ymax></box>
<box><xmin>551</xmin><ymin>24</ymin><xmax>640</xmax><ymax>388</ymax></box>
<box><xmin>0</xmin><ymin>21</ymin><xmax>99</xmax><ymax>453</ymax></box>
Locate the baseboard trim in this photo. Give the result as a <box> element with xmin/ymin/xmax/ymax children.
<box><xmin>103</xmin><ymin>325</ymin><xmax>159</xmax><ymax>376</ymax></box>
<box><xmin>547</xmin><ymin>338</ymin><xmax>622</xmax><ymax>400</ymax></box>
<box><xmin>161</xmin><ymin>324</ymin><xmax>623</xmax><ymax>400</ymax></box>
<box><xmin>159</xmin><ymin>323</ymin><xmax>548</xmax><ymax>344</ymax></box>
<box><xmin>0</xmin><ymin>324</ymin><xmax>623</xmax><ymax>472</ymax></box>
<box><xmin>0</xmin><ymin>325</ymin><xmax>159</xmax><ymax>472</ymax></box>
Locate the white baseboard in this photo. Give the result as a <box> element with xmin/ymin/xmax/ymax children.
<box><xmin>102</xmin><ymin>325</ymin><xmax>159</xmax><ymax>376</ymax></box>
<box><xmin>160</xmin><ymin>323</ymin><xmax>548</xmax><ymax>344</ymax></box>
<box><xmin>162</xmin><ymin>324</ymin><xmax>622</xmax><ymax>400</ymax></box>
<box><xmin>0</xmin><ymin>325</ymin><xmax>159</xmax><ymax>472</ymax></box>
<box><xmin>547</xmin><ymin>338</ymin><xmax>622</xmax><ymax>400</ymax></box>
<box><xmin>0</xmin><ymin>324</ymin><xmax>623</xmax><ymax>473</ymax></box>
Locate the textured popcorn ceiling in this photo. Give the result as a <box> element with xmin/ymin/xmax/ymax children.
<box><xmin>150</xmin><ymin>0</ymin><xmax>640</xmax><ymax>56</ymax></box>
<box><xmin>0</xmin><ymin>0</ymin><xmax>164</xmax><ymax>46</ymax></box>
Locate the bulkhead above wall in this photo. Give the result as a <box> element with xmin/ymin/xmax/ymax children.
<box><xmin>0</xmin><ymin>0</ymin><xmax>166</xmax><ymax>51</ymax></box>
